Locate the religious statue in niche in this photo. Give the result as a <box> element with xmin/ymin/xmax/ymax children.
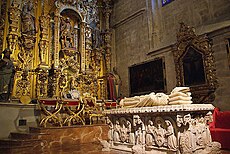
<box><xmin>21</xmin><ymin>1</ymin><xmax>36</xmax><ymax>36</ymax></box>
<box><xmin>107</xmin><ymin>67</ymin><xmax>122</xmax><ymax>101</ymax></box>
<box><xmin>20</xmin><ymin>0</ymin><xmax>37</xmax><ymax>52</ymax></box>
<box><xmin>0</xmin><ymin>48</ymin><xmax>15</xmax><ymax>101</ymax></box>
<box><xmin>92</xmin><ymin>22</ymin><xmax>102</xmax><ymax>49</ymax></box>
<box><xmin>60</xmin><ymin>17</ymin><xmax>74</xmax><ymax>49</ymax></box>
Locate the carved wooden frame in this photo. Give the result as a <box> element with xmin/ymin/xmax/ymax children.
<box><xmin>173</xmin><ymin>23</ymin><xmax>218</xmax><ymax>103</ymax></box>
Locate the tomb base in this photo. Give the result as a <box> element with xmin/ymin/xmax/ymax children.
<box><xmin>103</xmin><ymin>104</ymin><xmax>221</xmax><ymax>154</ymax></box>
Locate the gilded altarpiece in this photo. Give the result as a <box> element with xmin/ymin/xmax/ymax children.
<box><xmin>1</xmin><ymin>0</ymin><xmax>113</xmax><ymax>100</ymax></box>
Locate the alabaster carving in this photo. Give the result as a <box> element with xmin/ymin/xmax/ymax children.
<box><xmin>120</xmin><ymin>92</ymin><xmax>169</xmax><ymax>108</ymax></box>
<box><xmin>168</xmin><ymin>87</ymin><xmax>192</xmax><ymax>105</ymax></box>
<box><xmin>100</xmin><ymin>139</ymin><xmax>111</xmax><ymax>151</ymax></box>
<box><xmin>103</xmin><ymin>104</ymin><xmax>220</xmax><ymax>154</ymax></box>
<box><xmin>120</xmin><ymin>87</ymin><xmax>193</xmax><ymax>108</ymax></box>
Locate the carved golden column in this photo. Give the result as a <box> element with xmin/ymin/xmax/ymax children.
<box><xmin>36</xmin><ymin>68</ymin><xmax>49</xmax><ymax>98</ymax></box>
<box><xmin>39</xmin><ymin>14</ymin><xmax>50</xmax><ymax>68</ymax></box>
<box><xmin>7</xmin><ymin>2</ymin><xmax>20</xmax><ymax>61</ymax></box>
<box><xmin>103</xmin><ymin>5</ymin><xmax>112</xmax><ymax>72</ymax></box>
<box><xmin>0</xmin><ymin>0</ymin><xmax>8</xmax><ymax>53</ymax></box>
<box><xmin>101</xmin><ymin>1</ymin><xmax>113</xmax><ymax>100</ymax></box>
<box><xmin>53</xmin><ymin>12</ymin><xmax>60</xmax><ymax>68</ymax></box>
<box><xmin>80</xmin><ymin>21</ymin><xmax>86</xmax><ymax>71</ymax></box>
<box><xmin>85</xmin><ymin>25</ymin><xmax>92</xmax><ymax>70</ymax></box>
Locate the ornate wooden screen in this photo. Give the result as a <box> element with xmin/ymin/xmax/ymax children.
<box><xmin>173</xmin><ymin>23</ymin><xmax>218</xmax><ymax>103</ymax></box>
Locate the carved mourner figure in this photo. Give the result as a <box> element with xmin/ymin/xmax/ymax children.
<box><xmin>0</xmin><ymin>48</ymin><xmax>15</xmax><ymax>101</ymax></box>
<box><xmin>114</xmin><ymin>120</ymin><xmax>121</xmax><ymax>142</ymax></box>
<box><xmin>165</xmin><ymin>120</ymin><xmax>178</xmax><ymax>150</ymax></box>
<box><xmin>146</xmin><ymin>120</ymin><xmax>157</xmax><ymax>146</ymax></box>
<box><xmin>155</xmin><ymin>119</ymin><xmax>166</xmax><ymax>147</ymax></box>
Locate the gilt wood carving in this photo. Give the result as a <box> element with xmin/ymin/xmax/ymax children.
<box><xmin>3</xmin><ymin>0</ymin><xmax>113</xmax><ymax>100</ymax></box>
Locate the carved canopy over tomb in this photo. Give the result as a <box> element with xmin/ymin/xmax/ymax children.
<box><xmin>0</xmin><ymin>0</ymin><xmax>113</xmax><ymax>100</ymax></box>
<box><xmin>173</xmin><ymin>23</ymin><xmax>218</xmax><ymax>104</ymax></box>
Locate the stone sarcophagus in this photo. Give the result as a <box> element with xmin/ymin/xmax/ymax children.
<box><xmin>103</xmin><ymin>104</ymin><xmax>220</xmax><ymax>154</ymax></box>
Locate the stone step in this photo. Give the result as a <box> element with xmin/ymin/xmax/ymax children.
<box><xmin>0</xmin><ymin>138</ymin><xmax>42</xmax><ymax>148</ymax></box>
<box><xmin>10</xmin><ymin>131</ymin><xmax>48</xmax><ymax>140</ymax></box>
<box><xmin>0</xmin><ymin>125</ymin><xmax>109</xmax><ymax>153</ymax></box>
<box><xmin>29</xmin><ymin>127</ymin><xmax>42</xmax><ymax>133</ymax></box>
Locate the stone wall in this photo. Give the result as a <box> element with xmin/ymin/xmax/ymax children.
<box><xmin>112</xmin><ymin>0</ymin><xmax>152</xmax><ymax>97</ymax></box>
<box><xmin>111</xmin><ymin>0</ymin><xmax>230</xmax><ymax>110</ymax></box>
<box><xmin>209</xmin><ymin>27</ymin><xmax>230</xmax><ymax>110</ymax></box>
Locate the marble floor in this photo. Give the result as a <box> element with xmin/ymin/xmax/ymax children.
<box><xmin>39</xmin><ymin>149</ymin><xmax>230</xmax><ymax>154</ymax></box>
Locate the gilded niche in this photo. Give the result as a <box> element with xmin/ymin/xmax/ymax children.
<box><xmin>173</xmin><ymin>23</ymin><xmax>218</xmax><ymax>104</ymax></box>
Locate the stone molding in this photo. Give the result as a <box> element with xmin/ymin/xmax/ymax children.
<box><xmin>103</xmin><ymin>104</ymin><xmax>215</xmax><ymax>114</ymax></box>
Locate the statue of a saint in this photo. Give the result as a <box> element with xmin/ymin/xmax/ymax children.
<box><xmin>0</xmin><ymin>48</ymin><xmax>15</xmax><ymax>101</ymax></box>
<box><xmin>92</xmin><ymin>22</ymin><xmax>101</xmax><ymax>49</ymax></box>
<box><xmin>60</xmin><ymin>17</ymin><xmax>74</xmax><ymax>48</ymax></box>
<box><xmin>107</xmin><ymin>67</ymin><xmax>122</xmax><ymax>101</ymax></box>
<box><xmin>21</xmin><ymin>1</ymin><xmax>36</xmax><ymax>35</ymax></box>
